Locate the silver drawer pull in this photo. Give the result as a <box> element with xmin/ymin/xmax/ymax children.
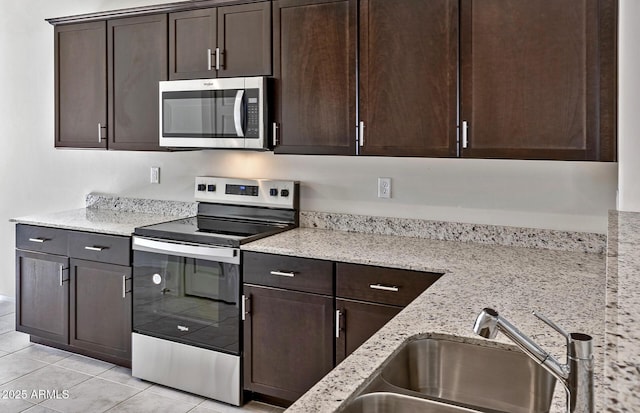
<box><xmin>270</xmin><ymin>270</ymin><xmax>296</xmax><ymax>278</ymax></box>
<box><xmin>369</xmin><ymin>283</ymin><xmax>399</xmax><ymax>292</ymax></box>
<box><xmin>84</xmin><ymin>246</ymin><xmax>107</xmax><ymax>252</ymax></box>
<box><xmin>59</xmin><ymin>265</ymin><xmax>64</xmax><ymax>287</ymax></box>
<box><xmin>28</xmin><ymin>238</ymin><xmax>47</xmax><ymax>243</ymax></box>
<box><xmin>122</xmin><ymin>275</ymin><xmax>127</xmax><ymax>298</ymax></box>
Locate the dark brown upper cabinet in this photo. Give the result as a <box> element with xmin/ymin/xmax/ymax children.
<box><xmin>55</xmin><ymin>21</ymin><xmax>107</xmax><ymax>149</ymax></box>
<box><xmin>169</xmin><ymin>8</ymin><xmax>217</xmax><ymax>80</ymax></box>
<box><xmin>459</xmin><ymin>0</ymin><xmax>617</xmax><ymax>161</ymax></box>
<box><xmin>108</xmin><ymin>14</ymin><xmax>168</xmax><ymax>151</ymax></box>
<box><xmin>359</xmin><ymin>0</ymin><xmax>458</xmax><ymax>157</ymax></box>
<box><xmin>169</xmin><ymin>2</ymin><xmax>271</xmax><ymax>80</ymax></box>
<box><xmin>272</xmin><ymin>0</ymin><xmax>357</xmax><ymax>155</ymax></box>
<box><xmin>217</xmin><ymin>2</ymin><xmax>272</xmax><ymax>77</ymax></box>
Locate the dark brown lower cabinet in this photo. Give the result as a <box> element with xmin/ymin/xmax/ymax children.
<box><xmin>15</xmin><ymin>225</ymin><xmax>133</xmax><ymax>367</ymax></box>
<box><xmin>70</xmin><ymin>259</ymin><xmax>132</xmax><ymax>364</ymax></box>
<box><xmin>243</xmin><ymin>284</ymin><xmax>334</xmax><ymax>404</ymax></box>
<box><xmin>15</xmin><ymin>250</ymin><xmax>69</xmax><ymax>344</ymax></box>
<box><xmin>336</xmin><ymin>298</ymin><xmax>400</xmax><ymax>364</ymax></box>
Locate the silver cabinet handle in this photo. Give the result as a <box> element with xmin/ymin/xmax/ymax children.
<box><xmin>233</xmin><ymin>90</ymin><xmax>245</xmax><ymax>138</ymax></box>
<box><xmin>98</xmin><ymin>122</ymin><xmax>106</xmax><ymax>142</ymax></box>
<box><xmin>215</xmin><ymin>47</ymin><xmax>221</xmax><ymax>70</ymax></box>
<box><xmin>461</xmin><ymin>120</ymin><xmax>468</xmax><ymax>149</ymax></box>
<box><xmin>28</xmin><ymin>237</ymin><xmax>46</xmax><ymax>243</ymax></box>
<box><xmin>59</xmin><ymin>265</ymin><xmax>64</xmax><ymax>287</ymax></box>
<box><xmin>122</xmin><ymin>275</ymin><xmax>127</xmax><ymax>298</ymax></box>
<box><xmin>359</xmin><ymin>121</ymin><xmax>365</xmax><ymax>147</ymax></box>
<box><xmin>273</xmin><ymin>122</ymin><xmax>279</xmax><ymax>146</ymax></box>
<box><xmin>335</xmin><ymin>310</ymin><xmax>341</xmax><ymax>338</ymax></box>
<box><xmin>369</xmin><ymin>283</ymin><xmax>399</xmax><ymax>292</ymax></box>
<box><xmin>84</xmin><ymin>246</ymin><xmax>106</xmax><ymax>252</ymax></box>
<box><xmin>270</xmin><ymin>270</ymin><xmax>295</xmax><ymax>278</ymax></box>
<box><xmin>241</xmin><ymin>295</ymin><xmax>250</xmax><ymax>321</ymax></box>
<box><xmin>207</xmin><ymin>48</ymin><xmax>212</xmax><ymax>71</ymax></box>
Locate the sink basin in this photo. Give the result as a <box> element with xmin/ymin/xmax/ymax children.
<box><xmin>370</xmin><ymin>338</ymin><xmax>557</xmax><ymax>413</ymax></box>
<box><xmin>341</xmin><ymin>392</ymin><xmax>483</xmax><ymax>413</ymax></box>
<box><xmin>340</xmin><ymin>337</ymin><xmax>558</xmax><ymax>413</ymax></box>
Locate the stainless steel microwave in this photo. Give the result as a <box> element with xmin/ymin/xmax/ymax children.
<box><xmin>159</xmin><ymin>77</ymin><xmax>267</xmax><ymax>150</ymax></box>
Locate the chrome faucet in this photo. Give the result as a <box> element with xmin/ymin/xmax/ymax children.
<box><xmin>473</xmin><ymin>308</ymin><xmax>594</xmax><ymax>413</ymax></box>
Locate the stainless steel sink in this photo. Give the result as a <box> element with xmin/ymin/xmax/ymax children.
<box><xmin>343</xmin><ymin>337</ymin><xmax>557</xmax><ymax>413</ymax></box>
<box><xmin>341</xmin><ymin>392</ymin><xmax>483</xmax><ymax>413</ymax></box>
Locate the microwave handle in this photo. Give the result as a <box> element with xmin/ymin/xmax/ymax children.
<box><xmin>234</xmin><ymin>90</ymin><xmax>245</xmax><ymax>138</ymax></box>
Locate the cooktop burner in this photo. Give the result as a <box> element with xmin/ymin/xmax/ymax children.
<box><xmin>134</xmin><ymin>216</ymin><xmax>293</xmax><ymax>248</ymax></box>
<box><xmin>134</xmin><ymin>176</ymin><xmax>299</xmax><ymax>248</ymax></box>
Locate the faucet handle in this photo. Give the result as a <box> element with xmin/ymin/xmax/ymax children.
<box><xmin>532</xmin><ymin>311</ymin><xmax>571</xmax><ymax>348</ymax></box>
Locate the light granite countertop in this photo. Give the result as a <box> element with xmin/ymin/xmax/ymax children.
<box><xmin>604</xmin><ymin>211</ymin><xmax>640</xmax><ymax>412</ymax></box>
<box><xmin>10</xmin><ymin>194</ymin><xmax>196</xmax><ymax>236</ymax></box>
<box><xmin>242</xmin><ymin>228</ymin><xmax>607</xmax><ymax>413</ymax></box>
<box><xmin>10</xmin><ymin>208</ymin><xmax>186</xmax><ymax>236</ymax></box>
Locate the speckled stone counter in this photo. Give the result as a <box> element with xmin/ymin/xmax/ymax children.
<box><xmin>300</xmin><ymin>211</ymin><xmax>606</xmax><ymax>254</ymax></box>
<box><xmin>10</xmin><ymin>194</ymin><xmax>195</xmax><ymax>236</ymax></box>
<box><xmin>242</xmin><ymin>228</ymin><xmax>607</xmax><ymax>413</ymax></box>
<box><xmin>605</xmin><ymin>211</ymin><xmax>640</xmax><ymax>412</ymax></box>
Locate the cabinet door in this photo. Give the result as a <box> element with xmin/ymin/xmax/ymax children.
<box><xmin>108</xmin><ymin>14</ymin><xmax>168</xmax><ymax>151</ymax></box>
<box><xmin>169</xmin><ymin>8</ymin><xmax>217</xmax><ymax>80</ymax></box>
<box><xmin>460</xmin><ymin>0</ymin><xmax>617</xmax><ymax>161</ymax></box>
<box><xmin>336</xmin><ymin>298</ymin><xmax>400</xmax><ymax>364</ymax></box>
<box><xmin>273</xmin><ymin>0</ymin><xmax>356</xmax><ymax>155</ymax></box>
<box><xmin>217</xmin><ymin>2</ymin><xmax>271</xmax><ymax>77</ymax></box>
<box><xmin>243</xmin><ymin>285</ymin><xmax>334</xmax><ymax>403</ymax></box>
<box><xmin>359</xmin><ymin>0</ymin><xmax>458</xmax><ymax>157</ymax></box>
<box><xmin>55</xmin><ymin>21</ymin><xmax>107</xmax><ymax>149</ymax></box>
<box><xmin>70</xmin><ymin>259</ymin><xmax>132</xmax><ymax>363</ymax></box>
<box><xmin>15</xmin><ymin>250</ymin><xmax>69</xmax><ymax>344</ymax></box>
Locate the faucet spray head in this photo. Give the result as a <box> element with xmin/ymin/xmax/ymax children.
<box><xmin>473</xmin><ymin>308</ymin><xmax>500</xmax><ymax>339</ymax></box>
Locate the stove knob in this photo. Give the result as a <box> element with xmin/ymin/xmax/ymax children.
<box><xmin>207</xmin><ymin>184</ymin><xmax>216</xmax><ymax>192</ymax></box>
<box><xmin>269</xmin><ymin>188</ymin><xmax>278</xmax><ymax>197</ymax></box>
<box><xmin>280</xmin><ymin>189</ymin><xmax>290</xmax><ymax>197</ymax></box>
<box><xmin>197</xmin><ymin>184</ymin><xmax>206</xmax><ymax>191</ymax></box>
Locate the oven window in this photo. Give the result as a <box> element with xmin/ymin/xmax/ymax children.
<box><xmin>133</xmin><ymin>251</ymin><xmax>240</xmax><ymax>355</ymax></box>
<box><xmin>162</xmin><ymin>90</ymin><xmax>242</xmax><ymax>138</ymax></box>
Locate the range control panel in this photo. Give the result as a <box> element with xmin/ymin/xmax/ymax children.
<box><xmin>194</xmin><ymin>176</ymin><xmax>298</xmax><ymax>209</ymax></box>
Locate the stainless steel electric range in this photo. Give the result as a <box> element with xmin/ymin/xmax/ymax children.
<box><xmin>131</xmin><ymin>177</ymin><xmax>299</xmax><ymax>405</ymax></box>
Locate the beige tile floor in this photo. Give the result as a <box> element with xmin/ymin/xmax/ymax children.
<box><xmin>0</xmin><ymin>299</ymin><xmax>283</xmax><ymax>413</ymax></box>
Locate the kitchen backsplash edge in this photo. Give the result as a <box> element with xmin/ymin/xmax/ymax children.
<box><xmin>86</xmin><ymin>194</ymin><xmax>197</xmax><ymax>217</ymax></box>
<box><xmin>300</xmin><ymin>211</ymin><xmax>606</xmax><ymax>254</ymax></box>
<box><xmin>84</xmin><ymin>195</ymin><xmax>605</xmax><ymax>254</ymax></box>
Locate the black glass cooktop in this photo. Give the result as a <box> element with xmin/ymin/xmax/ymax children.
<box><xmin>134</xmin><ymin>216</ymin><xmax>293</xmax><ymax>247</ymax></box>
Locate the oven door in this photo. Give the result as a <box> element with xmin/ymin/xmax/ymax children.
<box><xmin>132</xmin><ymin>237</ymin><xmax>240</xmax><ymax>355</ymax></box>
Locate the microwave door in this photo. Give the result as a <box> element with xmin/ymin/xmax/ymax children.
<box><xmin>233</xmin><ymin>90</ymin><xmax>244</xmax><ymax>138</ymax></box>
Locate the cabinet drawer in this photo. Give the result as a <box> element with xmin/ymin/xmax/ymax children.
<box><xmin>68</xmin><ymin>231</ymin><xmax>131</xmax><ymax>266</ymax></box>
<box><xmin>336</xmin><ymin>263</ymin><xmax>442</xmax><ymax>307</ymax></box>
<box><xmin>243</xmin><ymin>252</ymin><xmax>333</xmax><ymax>295</ymax></box>
<box><xmin>16</xmin><ymin>224</ymin><xmax>68</xmax><ymax>256</ymax></box>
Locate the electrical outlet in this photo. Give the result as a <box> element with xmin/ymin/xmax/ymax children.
<box><xmin>150</xmin><ymin>167</ymin><xmax>160</xmax><ymax>184</ymax></box>
<box><xmin>378</xmin><ymin>177</ymin><xmax>391</xmax><ymax>198</ymax></box>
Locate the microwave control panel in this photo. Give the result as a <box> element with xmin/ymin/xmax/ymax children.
<box><xmin>245</xmin><ymin>89</ymin><xmax>260</xmax><ymax>138</ymax></box>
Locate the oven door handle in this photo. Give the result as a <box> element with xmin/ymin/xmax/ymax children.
<box><xmin>132</xmin><ymin>236</ymin><xmax>239</xmax><ymax>264</ymax></box>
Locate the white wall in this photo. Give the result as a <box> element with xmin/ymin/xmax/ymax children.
<box><xmin>0</xmin><ymin>0</ymin><xmax>619</xmax><ymax>297</ymax></box>
<box><xmin>618</xmin><ymin>0</ymin><xmax>640</xmax><ymax>212</ymax></box>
